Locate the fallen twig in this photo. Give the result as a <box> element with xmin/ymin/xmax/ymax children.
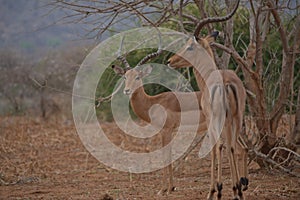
<box><xmin>252</xmin><ymin>149</ymin><xmax>300</xmax><ymax>178</ymax></box>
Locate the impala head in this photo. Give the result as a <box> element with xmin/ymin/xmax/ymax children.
<box><xmin>167</xmin><ymin>32</ymin><xmax>218</xmax><ymax>68</ymax></box>
<box><xmin>112</xmin><ymin>32</ymin><xmax>162</xmax><ymax>97</ymax></box>
<box><xmin>167</xmin><ymin>0</ymin><xmax>239</xmax><ymax>69</ymax></box>
<box><xmin>112</xmin><ymin>65</ymin><xmax>152</xmax><ymax>96</ymax></box>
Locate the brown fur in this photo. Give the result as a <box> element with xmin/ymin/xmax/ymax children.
<box><xmin>113</xmin><ymin>65</ymin><xmax>207</xmax><ymax>195</ymax></box>
<box><xmin>168</xmin><ymin>33</ymin><xmax>248</xmax><ymax>200</ymax></box>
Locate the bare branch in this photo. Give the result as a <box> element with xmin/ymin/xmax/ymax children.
<box><xmin>268</xmin><ymin>147</ymin><xmax>300</xmax><ymax>162</ymax></box>
<box><xmin>252</xmin><ymin>149</ymin><xmax>300</xmax><ymax>178</ymax></box>
<box><xmin>178</xmin><ymin>0</ymin><xmax>188</xmax><ymax>34</ymax></box>
<box><xmin>96</xmin><ymin>80</ymin><xmax>124</xmax><ymax>107</ymax></box>
<box><xmin>267</xmin><ymin>0</ymin><xmax>289</xmax><ymax>53</ymax></box>
<box><xmin>29</xmin><ymin>76</ymin><xmax>95</xmax><ymax>103</ymax></box>
<box><xmin>255</xmin><ymin>5</ymin><xmax>264</xmax><ymax>77</ymax></box>
<box><xmin>211</xmin><ymin>42</ymin><xmax>256</xmax><ymax>78</ymax></box>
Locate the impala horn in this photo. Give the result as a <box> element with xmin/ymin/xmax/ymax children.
<box><xmin>137</xmin><ymin>31</ymin><xmax>162</xmax><ymax>67</ymax></box>
<box><xmin>117</xmin><ymin>35</ymin><xmax>131</xmax><ymax>71</ymax></box>
<box><xmin>194</xmin><ymin>0</ymin><xmax>240</xmax><ymax>38</ymax></box>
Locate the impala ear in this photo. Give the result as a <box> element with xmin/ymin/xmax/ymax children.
<box><xmin>205</xmin><ymin>31</ymin><xmax>219</xmax><ymax>43</ymax></box>
<box><xmin>112</xmin><ymin>65</ymin><xmax>125</xmax><ymax>76</ymax></box>
<box><xmin>139</xmin><ymin>65</ymin><xmax>153</xmax><ymax>78</ymax></box>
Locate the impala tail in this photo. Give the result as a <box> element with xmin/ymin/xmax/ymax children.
<box><xmin>199</xmin><ymin>84</ymin><xmax>226</xmax><ymax>158</ymax></box>
<box><xmin>210</xmin><ymin>84</ymin><xmax>227</xmax><ymax>142</ymax></box>
<box><xmin>225</xmin><ymin>83</ymin><xmax>240</xmax><ymax>141</ymax></box>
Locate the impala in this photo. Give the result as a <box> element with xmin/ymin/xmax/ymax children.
<box><xmin>168</xmin><ymin>0</ymin><xmax>248</xmax><ymax>199</ymax></box>
<box><xmin>112</xmin><ymin>41</ymin><xmax>207</xmax><ymax>194</ymax></box>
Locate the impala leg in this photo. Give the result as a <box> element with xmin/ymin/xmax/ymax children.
<box><xmin>237</xmin><ymin>118</ymin><xmax>249</xmax><ymax>193</ymax></box>
<box><xmin>158</xmin><ymin>165</ymin><xmax>169</xmax><ymax>195</ymax></box>
<box><xmin>166</xmin><ymin>130</ymin><xmax>175</xmax><ymax>194</ymax></box>
<box><xmin>241</xmin><ymin>145</ymin><xmax>249</xmax><ymax>191</ymax></box>
<box><xmin>216</xmin><ymin>141</ymin><xmax>223</xmax><ymax>200</ymax></box>
<box><xmin>227</xmin><ymin>146</ymin><xmax>240</xmax><ymax>200</ymax></box>
<box><xmin>235</xmin><ymin>123</ymin><xmax>248</xmax><ymax>199</ymax></box>
<box><xmin>237</xmin><ymin>140</ymin><xmax>249</xmax><ymax>192</ymax></box>
<box><xmin>158</xmin><ymin>164</ymin><xmax>174</xmax><ymax>195</ymax></box>
<box><xmin>207</xmin><ymin>145</ymin><xmax>216</xmax><ymax>200</ymax></box>
<box><xmin>232</xmin><ymin>145</ymin><xmax>244</xmax><ymax>200</ymax></box>
<box><xmin>224</xmin><ymin>124</ymin><xmax>240</xmax><ymax>200</ymax></box>
<box><xmin>167</xmin><ymin>162</ymin><xmax>174</xmax><ymax>193</ymax></box>
<box><xmin>158</xmin><ymin>129</ymin><xmax>174</xmax><ymax>195</ymax></box>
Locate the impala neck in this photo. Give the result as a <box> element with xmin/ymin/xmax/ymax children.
<box><xmin>193</xmin><ymin>70</ymin><xmax>207</xmax><ymax>92</ymax></box>
<box><xmin>130</xmin><ymin>86</ymin><xmax>152</xmax><ymax>123</ymax></box>
<box><xmin>192</xmin><ymin>47</ymin><xmax>218</xmax><ymax>91</ymax></box>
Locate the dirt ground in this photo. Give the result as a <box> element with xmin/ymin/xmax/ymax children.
<box><xmin>0</xmin><ymin>116</ymin><xmax>299</xmax><ymax>200</ymax></box>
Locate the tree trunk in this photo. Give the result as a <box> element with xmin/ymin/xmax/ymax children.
<box><xmin>40</xmin><ymin>87</ymin><xmax>46</xmax><ymax>119</ymax></box>
<box><xmin>292</xmin><ymin>88</ymin><xmax>300</xmax><ymax>146</ymax></box>
<box><xmin>219</xmin><ymin>0</ymin><xmax>234</xmax><ymax>70</ymax></box>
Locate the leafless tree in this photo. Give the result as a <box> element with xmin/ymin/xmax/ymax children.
<box><xmin>0</xmin><ymin>46</ymin><xmax>88</xmax><ymax>117</ymax></box>
<box><xmin>0</xmin><ymin>50</ymin><xmax>31</xmax><ymax>114</ymax></box>
<box><xmin>49</xmin><ymin>0</ymin><xmax>300</xmax><ymax>170</ymax></box>
<box><xmin>211</xmin><ymin>0</ymin><xmax>300</xmax><ymax>160</ymax></box>
<box><xmin>29</xmin><ymin>46</ymin><xmax>89</xmax><ymax>119</ymax></box>
<box><xmin>292</xmin><ymin>88</ymin><xmax>300</xmax><ymax>147</ymax></box>
<box><xmin>47</xmin><ymin>0</ymin><xmax>182</xmax><ymax>39</ymax></box>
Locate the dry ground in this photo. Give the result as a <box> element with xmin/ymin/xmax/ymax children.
<box><xmin>0</xmin><ymin>116</ymin><xmax>299</xmax><ymax>199</ymax></box>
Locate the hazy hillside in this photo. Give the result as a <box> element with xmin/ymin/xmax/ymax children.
<box><xmin>0</xmin><ymin>0</ymin><xmax>91</xmax><ymax>53</ymax></box>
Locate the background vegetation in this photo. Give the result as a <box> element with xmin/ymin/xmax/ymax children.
<box><xmin>0</xmin><ymin>0</ymin><xmax>299</xmax><ymax>173</ymax></box>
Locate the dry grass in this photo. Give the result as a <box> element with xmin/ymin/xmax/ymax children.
<box><xmin>0</xmin><ymin>116</ymin><xmax>299</xmax><ymax>199</ymax></box>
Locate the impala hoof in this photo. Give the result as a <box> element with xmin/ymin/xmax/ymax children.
<box><xmin>157</xmin><ymin>186</ymin><xmax>176</xmax><ymax>196</ymax></box>
<box><xmin>207</xmin><ymin>188</ymin><xmax>216</xmax><ymax>200</ymax></box>
<box><xmin>157</xmin><ymin>188</ymin><xmax>167</xmax><ymax>196</ymax></box>
<box><xmin>240</xmin><ymin>177</ymin><xmax>249</xmax><ymax>191</ymax></box>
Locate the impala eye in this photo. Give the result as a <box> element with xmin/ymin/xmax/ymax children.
<box><xmin>124</xmin><ymin>76</ymin><xmax>127</xmax><ymax>80</ymax></box>
<box><xmin>135</xmin><ymin>76</ymin><xmax>140</xmax><ymax>80</ymax></box>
